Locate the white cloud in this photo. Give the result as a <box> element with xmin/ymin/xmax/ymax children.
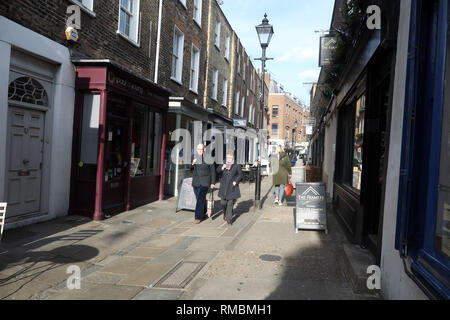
<box><xmin>278</xmin><ymin>47</ymin><xmax>318</xmax><ymax>62</ymax></box>
<box><xmin>297</xmin><ymin>69</ymin><xmax>320</xmax><ymax>83</ymax></box>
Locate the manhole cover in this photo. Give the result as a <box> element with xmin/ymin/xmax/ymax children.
<box><xmin>259</xmin><ymin>254</ymin><xmax>282</xmax><ymax>262</ymax></box>
<box><xmin>154</xmin><ymin>261</ymin><xmax>205</xmax><ymax>289</ymax></box>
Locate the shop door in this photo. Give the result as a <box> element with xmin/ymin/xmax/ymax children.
<box><xmin>6</xmin><ymin>107</ymin><xmax>45</xmax><ymax>218</ymax></box>
<box><xmin>103</xmin><ymin>120</ymin><xmax>127</xmax><ymax>211</ymax></box>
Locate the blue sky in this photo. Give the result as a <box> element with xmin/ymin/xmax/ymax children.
<box><xmin>220</xmin><ymin>0</ymin><xmax>335</xmax><ymax>107</ymax></box>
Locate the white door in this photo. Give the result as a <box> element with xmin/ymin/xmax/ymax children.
<box><xmin>6</xmin><ymin>107</ymin><xmax>45</xmax><ymax>218</ymax></box>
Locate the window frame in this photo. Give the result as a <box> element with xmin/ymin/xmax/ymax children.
<box><xmin>222</xmin><ymin>78</ymin><xmax>228</xmax><ymax>107</ymax></box>
<box><xmin>214</xmin><ymin>19</ymin><xmax>221</xmax><ymax>49</ymax></box>
<box><xmin>395</xmin><ymin>0</ymin><xmax>450</xmax><ymax>299</ymax></box>
<box><xmin>193</xmin><ymin>0</ymin><xmax>202</xmax><ymax>27</ymax></box>
<box><xmin>224</xmin><ymin>35</ymin><xmax>230</xmax><ymax>60</ymax></box>
<box><xmin>118</xmin><ymin>0</ymin><xmax>140</xmax><ymax>45</ymax></box>
<box><xmin>171</xmin><ymin>25</ymin><xmax>185</xmax><ymax>84</ymax></box>
<box><xmin>190</xmin><ymin>44</ymin><xmax>200</xmax><ymax>93</ymax></box>
<box><xmin>211</xmin><ymin>68</ymin><xmax>219</xmax><ymax>101</ymax></box>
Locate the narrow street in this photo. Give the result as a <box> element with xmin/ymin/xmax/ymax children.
<box><xmin>0</xmin><ymin>178</ymin><xmax>379</xmax><ymax>300</ymax></box>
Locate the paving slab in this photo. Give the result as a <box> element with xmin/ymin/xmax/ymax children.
<box><xmin>124</xmin><ymin>247</ymin><xmax>166</xmax><ymax>259</ymax></box>
<box><xmin>46</xmin><ymin>283</ymin><xmax>144</xmax><ymax>300</ymax></box>
<box><xmin>100</xmin><ymin>257</ymin><xmax>151</xmax><ymax>274</ymax></box>
<box><xmin>82</xmin><ymin>272</ymin><xmax>125</xmax><ymax>285</ymax></box>
<box><xmin>0</xmin><ymin>278</ymin><xmax>51</xmax><ymax>300</ymax></box>
<box><xmin>149</xmin><ymin>249</ymin><xmax>189</xmax><ymax>265</ymax></box>
<box><xmin>163</xmin><ymin>228</ymin><xmax>190</xmax><ymax>235</ymax></box>
<box><xmin>118</xmin><ymin>263</ymin><xmax>173</xmax><ymax>287</ymax></box>
<box><xmin>133</xmin><ymin>288</ymin><xmax>184</xmax><ymax>300</ymax></box>
<box><xmin>183</xmin><ymin>250</ymin><xmax>219</xmax><ymax>263</ymax></box>
<box><xmin>140</xmin><ymin>235</ymin><xmax>187</xmax><ymax>249</ymax></box>
<box><xmin>185</xmin><ymin>237</ymin><xmax>234</xmax><ymax>251</ymax></box>
<box><xmin>183</xmin><ymin>227</ymin><xmax>227</xmax><ymax>237</ymax></box>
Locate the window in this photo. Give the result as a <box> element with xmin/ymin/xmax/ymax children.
<box><xmin>396</xmin><ymin>1</ymin><xmax>450</xmax><ymax>299</ymax></box>
<box><xmin>190</xmin><ymin>45</ymin><xmax>200</xmax><ymax>92</ymax></box>
<box><xmin>178</xmin><ymin>0</ymin><xmax>186</xmax><ymax>8</ymax></box>
<box><xmin>248</xmin><ymin>105</ymin><xmax>252</xmax><ymax>123</ymax></box>
<box><xmin>240</xmin><ymin>96</ymin><xmax>245</xmax><ymax>118</ymax></box>
<box><xmin>131</xmin><ymin>105</ymin><xmax>162</xmax><ymax>177</ymax></box>
<box><xmin>272</xmin><ymin>124</ymin><xmax>278</xmax><ymax>138</ymax></box>
<box><xmin>193</xmin><ymin>0</ymin><xmax>202</xmax><ymax>26</ymax></box>
<box><xmin>250</xmin><ymin>71</ymin><xmax>253</xmax><ymax>90</ymax></box>
<box><xmin>253</xmin><ymin>107</ymin><xmax>256</xmax><ymax>125</ymax></box>
<box><xmin>272</xmin><ymin>105</ymin><xmax>279</xmax><ymax>117</ymax></box>
<box><xmin>118</xmin><ymin>0</ymin><xmax>140</xmax><ymax>43</ymax></box>
<box><xmin>224</xmin><ymin>35</ymin><xmax>230</xmax><ymax>60</ymax></box>
<box><xmin>171</xmin><ymin>26</ymin><xmax>184</xmax><ymax>83</ymax></box>
<box><xmin>214</xmin><ymin>20</ymin><xmax>221</xmax><ymax>49</ymax></box>
<box><xmin>77</xmin><ymin>93</ymin><xmax>100</xmax><ymax>180</ymax></box>
<box><xmin>222</xmin><ymin>79</ymin><xmax>228</xmax><ymax>107</ymax></box>
<box><xmin>212</xmin><ymin>68</ymin><xmax>218</xmax><ymax>101</ymax></box>
<box><xmin>235</xmin><ymin>91</ymin><xmax>240</xmax><ymax>115</ymax></box>
<box><xmin>352</xmin><ymin>95</ymin><xmax>365</xmax><ymax>190</ymax></box>
<box><xmin>237</xmin><ymin>53</ymin><xmax>241</xmax><ymax>74</ymax></box>
<box><xmin>243</xmin><ymin>60</ymin><xmax>246</xmax><ymax>81</ymax></box>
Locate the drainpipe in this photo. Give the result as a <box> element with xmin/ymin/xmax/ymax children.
<box><xmin>154</xmin><ymin>0</ymin><xmax>163</xmax><ymax>83</ymax></box>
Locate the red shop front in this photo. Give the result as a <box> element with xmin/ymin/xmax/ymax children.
<box><xmin>69</xmin><ymin>60</ymin><xmax>171</xmax><ymax>220</ymax></box>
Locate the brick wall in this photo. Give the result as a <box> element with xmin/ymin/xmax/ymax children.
<box><xmin>157</xmin><ymin>0</ymin><xmax>208</xmax><ymax>105</ymax></box>
<box><xmin>1</xmin><ymin>0</ymin><xmax>160</xmax><ymax>80</ymax></box>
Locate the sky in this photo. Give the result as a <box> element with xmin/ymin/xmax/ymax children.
<box><xmin>220</xmin><ymin>0</ymin><xmax>335</xmax><ymax>107</ymax></box>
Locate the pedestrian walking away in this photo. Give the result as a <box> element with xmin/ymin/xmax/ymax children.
<box><xmin>191</xmin><ymin>143</ymin><xmax>216</xmax><ymax>224</ymax></box>
<box><xmin>216</xmin><ymin>151</ymin><xmax>242</xmax><ymax>225</ymax></box>
<box><xmin>272</xmin><ymin>145</ymin><xmax>292</xmax><ymax>206</ymax></box>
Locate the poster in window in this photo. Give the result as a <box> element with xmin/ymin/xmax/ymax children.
<box><xmin>130</xmin><ymin>157</ymin><xmax>140</xmax><ymax>177</ymax></box>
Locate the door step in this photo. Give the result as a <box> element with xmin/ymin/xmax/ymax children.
<box><xmin>341</xmin><ymin>243</ymin><xmax>382</xmax><ymax>296</ymax></box>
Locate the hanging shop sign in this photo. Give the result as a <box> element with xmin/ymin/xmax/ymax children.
<box><xmin>319</xmin><ymin>35</ymin><xmax>338</xmax><ymax>67</ymax></box>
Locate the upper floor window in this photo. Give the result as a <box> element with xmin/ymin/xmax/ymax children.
<box><xmin>190</xmin><ymin>44</ymin><xmax>200</xmax><ymax>92</ymax></box>
<box><xmin>214</xmin><ymin>20</ymin><xmax>221</xmax><ymax>49</ymax></box>
<box><xmin>212</xmin><ymin>68</ymin><xmax>219</xmax><ymax>101</ymax></box>
<box><xmin>272</xmin><ymin>105</ymin><xmax>279</xmax><ymax>117</ymax></box>
<box><xmin>235</xmin><ymin>91</ymin><xmax>240</xmax><ymax>115</ymax></box>
<box><xmin>193</xmin><ymin>0</ymin><xmax>202</xmax><ymax>26</ymax></box>
<box><xmin>178</xmin><ymin>0</ymin><xmax>187</xmax><ymax>8</ymax></box>
<box><xmin>237</xmin><ymin>53</ymin><xmax>241</xmax><ymax>74</ymax></box>
<box><xmin>224</xmin><ymin>35</ymin><xmax>230</xmax><ymax>60</ymax></box>
<box><xmin>171</xmin><ymin>26</ymin><xmax>184</xmax><ymax>83</ymax></box>
<box><xmin>222</xmin><ymin>79</ymin><xmax>228</xmax><ymax>107</ymax></box>
<box><xmin>118</xmin><ymin>0</ymin><xmax>140</xmax><ymax>44</ymax></box>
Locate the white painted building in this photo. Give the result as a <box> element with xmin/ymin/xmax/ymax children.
<box><xmin>0</xmin><ymin>17</ymin><xmax>75</xmax><ymax>229</ymax></box>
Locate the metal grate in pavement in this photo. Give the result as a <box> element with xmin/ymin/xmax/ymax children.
<box><xmin>154</xmin><ymin>261</ymin><xmax>206</xmax><ymax>289</ymax></box>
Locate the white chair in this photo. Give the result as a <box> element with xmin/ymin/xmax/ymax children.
<box><xmin>0</xmin><ymin>203</ymin><xmax>7</xmax><ymax>242</ymax></box>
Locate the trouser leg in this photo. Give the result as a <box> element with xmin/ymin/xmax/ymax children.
<box><xmin>225</xmin><ymin>199</ymin><xmax>233</xmax><ymax>222</ymax></box>
<box><xmin>279</xmin><ymin>184</ymin><xmax>286</xmax><ymax>203</ymax></box>
<box><xmin>194</xmin><ymin>186</ymin><xmax>208</xmax><ymax>220</ymax></box>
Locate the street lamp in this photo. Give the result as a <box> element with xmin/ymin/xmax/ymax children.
<box><xmin>254</xmin><ymin>13</ymin><xmax>274</xmax><ymax>210</ymax></box>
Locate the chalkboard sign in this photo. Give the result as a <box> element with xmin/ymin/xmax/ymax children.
<box><xmin>176</xmin><ymin>178</ymin><xmax>197</xmax><ymax>212</ymax></box>
<box><xmin>294</xmin><ymin>182</ymin><xmax>328</xmax><ymax>234</ymax></box>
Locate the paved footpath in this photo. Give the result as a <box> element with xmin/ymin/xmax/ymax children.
<box><xmin>0</xmin><ymin>177</ymin><xmax>380</xmax><ymax>300</ymax></box>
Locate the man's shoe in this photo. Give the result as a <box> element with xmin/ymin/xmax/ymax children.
<box><xmin>194</xmin><ymin>219</ymin><xmax>201</xmax><ymax>224</ymax></box>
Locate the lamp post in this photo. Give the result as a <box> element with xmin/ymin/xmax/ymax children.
<box><xmin>254</xmin><ymin>13</ymin><xmax>274</xmax><ymax>210</ymax></box>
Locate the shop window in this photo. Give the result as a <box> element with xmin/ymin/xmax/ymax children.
<box><xmin>396</xmin><ymin>0</ymin><xmax>449</xmax><ymax>299</ymax></box>
<box><xmin>131</xmin><ymin>104</ymin><xmax>162</xmax><ymax>177</ymax></box>
<box><xmin>77</xmin><ymin>93</ymin><xmax>100</xmax><ymax>180</ymax></box>
<box><xmin>352</xmin><ymin>95</ymin><xmax>365</xmax><ymax>190</ymax></box>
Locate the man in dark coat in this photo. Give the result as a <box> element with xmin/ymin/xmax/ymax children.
<box><xmin>216</xmin><ymin>152</ymin><xmax>242</xmax><ymax>225</ymax></box>
<box><xmin>191</xmin><ymin>144</ymin><xmax>216</xmax><ymax>224</ymax></box>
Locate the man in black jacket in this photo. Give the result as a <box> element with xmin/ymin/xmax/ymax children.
<box><xmin>191</xmin><ymin>144</ymin><xmax>216</xmax><ymax>224</ymax></box>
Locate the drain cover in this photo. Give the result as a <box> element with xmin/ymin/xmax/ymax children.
<box><xmin>154</xmin><ymin>261</ymin><xmax>206</xmax><ymax>289</ymax></box>
<box><xmin>259</xmin><ymin>254</ymin><xmax>282</xmax><ymax>262</ymax></box>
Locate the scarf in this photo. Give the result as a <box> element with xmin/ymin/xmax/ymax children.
<box><xmin>226</xmin><ymin>158</ymin><xmax>233</xmax><ymax>170</ymax></box>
